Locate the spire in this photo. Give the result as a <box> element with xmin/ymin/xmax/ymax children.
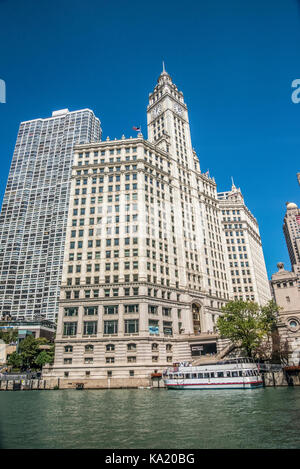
<box><xmin>231</xmin><ymin>176</ymin><xmax>236</xmax><ymax>191</ymax></box>
<box><xmin>158</xmin><ymin>61</ymin><xmax>170</xmax><ymax>82</ymax></box>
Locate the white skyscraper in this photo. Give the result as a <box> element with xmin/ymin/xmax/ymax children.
<box><xmin>0</xmin><ymin>109</ymin><xmax>101</xmax><ymax>321</ymax></box>
<box><xmin>218</xmin><ymin>182</ymin><xmax>271</xmax><ymax>305</ymax></box>
<box><xmin>48</xmin><ymin>67</ymin><xmax>238</xmax><ymax>385</ymax></box>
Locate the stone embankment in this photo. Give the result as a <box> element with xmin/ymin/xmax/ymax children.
<box><xmin>1</xmin><ymin>370</ymin><xmax>299</xmax><ymax>390</ymax></box>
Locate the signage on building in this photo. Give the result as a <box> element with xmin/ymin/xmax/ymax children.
<box><xmin>191</xmin><ymin>346</ymin><xmax>204</xmax><ymax>351</ymax></box>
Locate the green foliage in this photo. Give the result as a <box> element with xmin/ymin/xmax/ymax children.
<box><xmin>0</xmin><ymin>329</ymin><xmax>18</xmax><ymax>344</ymax></box>
<box><xmin>7</xmin><ymin>351</ymin><xmax>23</xmax><ymax>369</ymax></box>
<box><xmin>216</xmin><ymin>299</ymin><xmax>280</xmax><ymax>358</ymax></box>
<box><xmin>8</xmin><ymin>336</ymin><xmax>54</xmax><ymax>370</ymax></box>
<box><xmin>35</xmin><ymin>349</ymin><xmax>54</xmax><ymax>367</ymax></box>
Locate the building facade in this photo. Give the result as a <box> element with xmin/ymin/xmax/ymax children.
<box><xmin>218</xmin><ymin>183</ymin><xmax>271</xmax><ymax>305</ymax></box>
<box><xmin>271</xmin><ymin>262</ymin><xmax>300</xmax><ymax>365</ymax></box>
<box><xmin>283</xmin><ymin>202</ymin><xmax>300</xmax><ymax>286</ymax></box>
<box><xmin>0</xmin><ymin>109</ymin><xmax>101</xmax><ymax>322</ymax></box>
<box><xmin>48</xmin><ymin>68</ymin><xmax>269</xmax><ymax>384</ymax></box>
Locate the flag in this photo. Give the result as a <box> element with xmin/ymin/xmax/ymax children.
<box><xmin>133</xmin><ymin>126</ymin><xmax>141</xmax><ymax>131</ymax></box>
<box><xmin>296</xmin><ymin>215</ymin><xmax>300</xmax><ymax>225</ymax></box>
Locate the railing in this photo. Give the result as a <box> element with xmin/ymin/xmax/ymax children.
<box><xmin>0</xmin><ymin>372</ymin><xmax>41</xmax><ymax>381</ymax></box>
<box><xmin>257</xmin><ymin>363</ymin><xmax>282</xmax><ymax>372</ymax></box>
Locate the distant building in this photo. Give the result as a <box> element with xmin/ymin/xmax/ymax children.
<box><xmin>297</xmin><ymin>173</ymin><xmax>300</xmax><ymax>186</ymax></box>
<box><xmin>218</xmin><ymin>182</ymin><xmax>271</xmax><ymax>305</ymax></box>
<box><xmin>0</xmin><ymin>109</ymin><xmax>101</xmax><ymax>321</ymax></box>
<box><xmin>0</xmin><ymin>318</ymin><xmax>56</xmax><ymax>342</ymax></box>
<box><xmin>0</xmin><ymin>342</ymin><xmax>16</xmax><ymax>366</ymax></box>
<box><xmin>283</xmin><ymin>202</ymin><xmax>300</xmax><ymax>286</ymax></box>
<box><xmin>271</xmin><ymin>262</ymin><xmax>300</xmax><ymax>365</ymax></box>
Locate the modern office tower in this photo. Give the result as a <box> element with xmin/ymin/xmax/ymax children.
<box><xmin>0</xmin><ymin>109</ymin><xmax>101</xmax><ymax>322</ymax></box>
<box><xmin>283</xmin><ymin>202</ymin><xmax>300</xmax><ymax>286</ymax></box>
<box><xmin>218</xmin><ymin>182</ymin><xmax>271</xmax><ymax>305</ymax></box>
<box><xmin>48</xmin><ymin>67</ymin><xmax>233</xmax><ymax>384</ymax></box>
<box><xmin>297</xmin><ymin>173</ymin><xmax>300</xmax><ymax>186</ymax></box>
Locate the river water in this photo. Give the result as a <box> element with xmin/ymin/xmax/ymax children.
<box><xmin>0</xmin><ymin>387</ymin><xmax>300</xmax><ymax>449</ymax></box>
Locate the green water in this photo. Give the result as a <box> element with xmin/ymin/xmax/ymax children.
<box><xmin>0</xmin><ymin>388</ymin><xmax>300</xmax><ymax>449</ymax></box>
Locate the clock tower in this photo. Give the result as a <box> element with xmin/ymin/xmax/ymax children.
<box><xmin>147</xmin><ymin>64</ymin><xmax>197</xmax><ymax>172</ymax></box>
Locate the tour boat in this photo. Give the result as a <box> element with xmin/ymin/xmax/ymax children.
<box><xmin>163</xmin><ymin>357</ymin><xmax>263</xmax><ymax>390</ymax></box>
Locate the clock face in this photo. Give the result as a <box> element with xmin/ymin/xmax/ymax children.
<box><xmin>173</xmin><ymin>103</ymin><xmax>183</xmax><ymax>115</ymax></box>
<box><xmin>152</xmin><ymin>105</ymin><xmax>161</xmax><ymax>118</ymax></box>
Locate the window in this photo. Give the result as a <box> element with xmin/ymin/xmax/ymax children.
<box><xmin>106</xmin><ymin>357</ymin><xmax>115</xmax><ymax>363</ymax></box>
<box><xmin>148</xmin><ymin>305</ymin><xmax>158</xmax><ymax>314</ymax></box>
<box><xmin>64</xmin><ymin>307</ymin><xmax>78</xmax><ymax>317</ymax></box>
<box><xmin>84</xmin><ymin>306</ymin><xmax>98</xmax><ymax>316</ymax></box>
<box><xmin>163</xmin><ymin>321</ymin><xmax>173</xmax><ymax>336</ymax></box>
<box><xmin>85</xmin><ymin>344</ymin><xmax>94</xmax><ymax>352</ymax></box>
<box><xmin>83</xmin><ymin>321</ymin><xmax>98</xmax><ymax>335</ymax></box>
<box><xmin>106</xmin><ymin>344</ymin><xmax>115</xmax><ymax>351</ymax></box>
<box><xmin>127</xmin><ymin>343</ymin><xmax>136</xmax><ymax>351</ymax></box>
<box><xmin>124</xmin><ymin>304</ymin><xmax>139</xmax><ymax>313</ymax></box>
<box><xmin>127</xmin><ymin>356</ymin><xmax>136</xmax><ymax>363</ymax></box>
<box><xmin>104</xmin><ymin>320</ymin><xmax>118</xmax><ymax>334</ymax></box>
<box><xmin>63</xmin><ymin>322</ymin><xmax>77</xmax><ymax>336</ymax></box>
<box><xmin>104</xmin><ymin>305</ymin><xmax>118</xmax><ymax>315</ymax></box>
<box><xmin>124</xmin><ymin>319</ymin><xmax>139</xmax><ymax>334</ymax></box>
<box><xmin>289</xmin><ymin>320</ymin><xmax>298</xmax><ymax>328</ymax></box>
<box><xmin>84</xmin><ymin>357</ymin><xmax>93</xmax><ymax>364</ymax></box>
<box><xmin>64</xmin><ymin>345</ymin><xmax>73</xmax><ymax>353</ymax></box>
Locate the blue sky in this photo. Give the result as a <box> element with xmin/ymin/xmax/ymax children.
<box><xmin>0</xmin><ymin>0</ymin><xmax>299</xmax><ymax>279</ymax></box>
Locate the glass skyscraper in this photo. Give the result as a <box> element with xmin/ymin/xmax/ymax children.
<box><xmin>0</xmin><ymin>108</ymin><xmax>101</xmax><ymax>321</ymax></box>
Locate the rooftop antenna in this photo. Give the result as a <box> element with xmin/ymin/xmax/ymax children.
<box><xmin>162</xmin><ymin>60</ymin><xmax>166</xmax><ymax>73</ymax></box>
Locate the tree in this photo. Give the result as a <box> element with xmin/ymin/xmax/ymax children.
<box><xmin>18</xmin><ymin>336</ymin><xmax>40</xmax><ymax>369</ymax></box>
<box><xmin>7</xmin><ymin>351</ymin><xmax>23</xmax><ymax>369</ymax></box>
<box><xmin>11</xmin><ymin>336</ymin><xmax>55</xmax><ymax>370</ymax></box>
<box><xmin>216</xmin><ymin>300</ymin><xmax>279</xmax><ymax>358</ymax></box>
<box><xmin>0</xmin><ymin>329</ymin><xmax>18</xmax><ymax>344</ymax></box>
<box><xmin>35</xmin><ymin>349</ymin><xmax>54</xmax><ymax>368</ymax></box>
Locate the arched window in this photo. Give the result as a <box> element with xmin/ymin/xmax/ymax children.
<box><xmin>106</xmin><ymin>344</ymin><xmax>115</xmax><ymax>352</ymax></box>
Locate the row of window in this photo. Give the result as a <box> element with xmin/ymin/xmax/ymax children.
<box><xmin>63</xmin><ymin>319</ymin><xmax>173</xmax><ymax>336</ymax></box>
<box><xmin>64</xmin><ymin>343</ymin><xmax>173</xmax><ymax>353</ymax></box>
<box><xmin>63</xmin><ymin>355</ymin><xmax>173</xmax><ymax>365</ymax></box>
<box><xmin>170</xmin><ymin>369</ymin><xmax>259</xmax><ymax>379</ymax></box>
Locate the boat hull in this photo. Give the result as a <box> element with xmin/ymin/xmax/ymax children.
<box><xmin>164</xmin><ymin>381</ymin><xmax>263</xmax><ymax>390</ymax></box>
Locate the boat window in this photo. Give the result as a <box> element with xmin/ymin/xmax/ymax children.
<box><xmin>239</xmin><ymin>371</ymin><xmax>243</xmax><ymax>377</ymax></box>
<box><xmin>232</xmin><ymin>371</ymin><xmax>238</xmax><ymax>377</ymax></box>
<box><xmin>198</xmin><ymin>373</ymin><xmax>203</xmax><ymax>379</ymax></box>
<box><xmin>204</xmin><ymin>373</ymin><xmax>209</xmax><ymax>379</ymax></box>
<box><xmin>192</xmin><ymin>373</ymin><xmax>197</xmax><ymax>379</ymax></box>
<box><xmin>217</xmin><ymin>372</ymin><xmax>224</xmax><ymax>378</ymax></box>
<box><xmin>225</xmin><ymin>371</ymin><xmax>231</xmax><ymax>377</ymax></box>
<box><xmin>185</xmin><ymin>374</ymin><xmax>190</xmax><ymax>379</ymax></box>
<box><xmin>210</xmin><ymin>372</ymin><xmax>215</xmax><ymax>378</ymax></box>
